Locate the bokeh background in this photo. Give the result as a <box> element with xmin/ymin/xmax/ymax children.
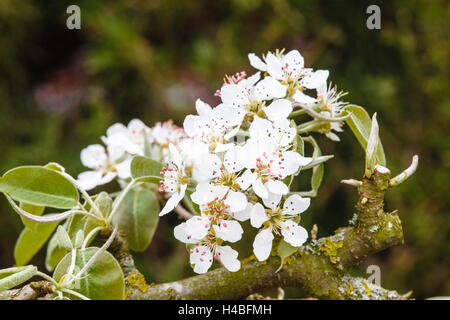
<box><xmin>0</xmin><ymin>0</ymin><xmax>448</xmax><ymax>299</ymax></box>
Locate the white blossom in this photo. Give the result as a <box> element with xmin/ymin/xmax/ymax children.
<box><xmin>102</xmin><ymin>119</ymin><xmax>152</xmax><ymax>156</ymax></box>
<box><xmin>174</xmin><ymin>215</ymin><xmax>242</xmax><ymax>273</ymax></box>
<box><xmin>250</xmin><ymin>193</ymin><xmax>310</xmax><ymax>261</ymax></box>
<box><xmin>237</xmin><ymin>136</ymin><xmax>311</xmax><ymax>199</ymax></box>
<box><xmin>77</xmin><ymin>144</ymin><xmax>131</xmax><ymax>191</ymax></box>
<box><xmin>183</xmin><ymin>99</ymin><xmax>241</xmax><ymax>152</ymax></box>
<box><xmin>316</xmin><ymin>82</ymin><xmax>348</xmax><ymax>141</ymax></box>
<box><xmin>220</xmin><ymin>72</ymin><xmax>289</xmax><ymax>123</ymax></box>
<box><xmin>249</xmin><ymin>49</ymin><xmax>328</xmax><ymax>100</ymax></box>
<box><xmin>78</xmin><ymin>47</ymin><xmax>353</xmax><ymax>274</ymax></box>
<box><xmin>159</xmin><ymin>144</ymin><xmax>190</xmax><ymax>216</ymax></box>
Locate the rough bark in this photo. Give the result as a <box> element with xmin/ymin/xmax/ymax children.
<box><xmin>0</xmin><ymin>166</ymin><xmax>410</xmax><ymax>300</ymax></box>
<box><xmin>125</xmin><ymin>166</ymin><xmax>407</xmax><ymax>300</ymax></box>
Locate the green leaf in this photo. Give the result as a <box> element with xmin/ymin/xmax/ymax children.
<box><xmin>277</xmin><ymin>239</ymin><xmax>298</xmax><ymax>260</ymax></box>
<box><xmin>130</xmin><ymin>156</ymin><xmax>163</xmax><ymax>182</ymax></box>
<box><xmin>55</xmin><ymin>225</ymin><xmax>73</xmax><ymax>251</ymax></box>
<box><xmin>74</xmin><ymin>230</ymin><xmax>84</xmax><ymax>249</ymax></box>
<box><xmin>311</xmin><ymin>162</ymin><xmax>324</xmax><ymax>195</ymax></box>
<box><xmin>296</xmin><ymin>135</ymin><xmax>305</xmax><ymax>156</ymax></box>
<box><xmin>276</xmin><ymin>240</ymin><xmax>298</xmax><ymax>272</ymax></box>
<box><xmin>45</xmin><ymin>233</ymin><xmax>68</xmax><ymax>272</ymax></box>
<box><xmin>45</xmin><ymin>162</ymin><xmax>65</xmax><ymax>172</ymax></box>
<box><xmin>19</xmin><ymin>202</ymin><xmax>45</xmax><ymax>230</ymax></box>
<box><xmin>14</xmin><ymin>222</ymin><xmax>59</xmax><ymax>266</ymax></box>
<box><xmin>344</xmin><ymin>105</ymin><xmax>386</xmax><ymax>166</ymax></box>
<box><xmin>94</xmin><ymin>191</ymin><xmax>112</xmax><ymax>219</ymax></box>
<box><xmin>0</xmin><ymin>166</ymin><xmax>79</xmax><ymax>209</ymax></box>
<box><xmin>365</xmin><ymin>113</ymin><xmax>380</xmax><ymax>177</ymax></box>
<box><xmin>183</xmin><ymin>188</ymin><xmax>200</xmax><ymax>214</ymax></box>
<box><xmin>0</xmin><ymin>266</ymin><xmax>37</xmax><ymax>292</ymax></box>
<box><xmin>112</xmin><ymin>184</ymin><xmax>160</xmax><ymax>252</ymax></box>
<box><xmin>45</xmin><ymin>214</ymin><xmax>99</xmax><ymax>271</ymax></box>
<box><xmin>301</xmin><ymin>136</ymin><xmax>324</xmax><ymax>197</ymax></box>
<box><xmin>53</xmin><ymin>247</ymin><xmax>125</xmax><ymax>300</ymax></box>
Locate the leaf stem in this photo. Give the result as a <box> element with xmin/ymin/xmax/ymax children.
<box><xmin>75</xmin><ymin>227</ymin><xmax>118</xmax><ymax>279</ymax></box>
<box><xmin>60</xmin><ymin>288</ymin><xmax>91</xmax><ymax>300</ymax></box>
<box><xmin>107</xmin><ymin>180</ymin><xmax>136</xmax><ymax>225</ymax></box>
<box><xmin>60</xmin><ymin>172</ymin><xmax>103</xmax><ymax>219</ymax></box>
<box><xmin>4</xmin><ymin>194</ymin><xmax>102</xmax><ymax>224</ymax></box>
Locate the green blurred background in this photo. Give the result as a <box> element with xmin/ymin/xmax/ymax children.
<box><xmin>0</xmin><ymin>0</ymin><xmax>448</xmax><ymax>298</ymax></box>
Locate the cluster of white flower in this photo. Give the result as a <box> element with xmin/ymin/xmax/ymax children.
<box><xmin>77</xmin><ymin>48</ymin><xmax>348</xmax><ymax>274</ymax></box>
<box><xmin>77</xmin><ymin>119</ymin><xmax>186</xmax><ymax>190</ymax></box>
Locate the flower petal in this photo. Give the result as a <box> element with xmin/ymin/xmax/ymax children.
<box><xmin>262</xmin><ymin>192</ymin><xmax>282</xmax><ymax>211</ymax></box>
<box><xmin>115</xmin><ymin>158</ymin><xmax>132</xmax><ymax>179</ymax></box>
<box><xmin>248</xmin><ymin>53</ymin><xmax>267</xmax><ymax>71</ymax></box>
<box><xmin>302</xmin><ymin>69</ymin><xmax>329</xmax><ymax>89</ymax></box>
<box><xmin>224</xmin><ymin>191</ymin><xmax>247</xmax><ymax>213</ymax></box>
<box><xmin>174</xmin><ymin>222</ymin><xmax>197</xmax><ymax>244</ymax></box>
<box><xmin>265</xmin><ymin>53</ymin><xmax>283</xmax><ymax>80</ymax></box>
<box><xmin>264</xmin><ymin>99</ymin><xmax>293</xmax><ymax>122</ymax></box>
<box><xmin>216</xmin><ymin>245</ymin><xmax>241</xmax><ymax>272</ymax></box>
<box><xmin>168</xmin><ymin>143</ymin><xmax>183</xmax><ymax>168</ymax></box>
<box><xmin>233</xmin><ymin>202</ymin><xmax>252</xmax><ymax>222</ymax></box>
<box><xmin>281</xmin><ymin>220</ymin><xmax>308</xmax><ymax>247</ymax></box>
<box><xmin>250</xmin><ymin>203</ymin><xmax>269</xmax><ymax>228</ymax></box>
<box><xmin>283</xmin><ymin>194</ymin><xmax>311</xmax><ymax>215</ymax></box>
<box><xmin>292</xmin><ymin>91</ymin><xmax>317</xmax><ymax>105</ymax></box>
<box><xmin>252</xmin><ymin>178</ymin><xmax>269</xmax><ymax>199</ymax></box>
<box><xmin>195</xmin><ymin>99</ymin><xmax>213</xmax><ymax>118</ymax></box>
<box><xmin>191</xmin><ymin>182</ymin><xmax>229</xmax><ymax>205</ymax></box>
<box><xmin>159</xmin><ymin>191</ymin><xmax>184</xmax><ymax>216</ymax></box>
<box><xmin>236</xmin><ymin>169</ymin><xmax>257</xmax><ymax>190</ymax></box>
<box><xmin>213</xmin><ymin>220</ymin><xmax>243</xmax><ymax>243</ymax></box>
<box><xmin>265</xmin><ymin>179</ymin><xmax>288</xmax><ymax>195</ymax></box>
<box><xmin>223</xmin><ymin>147</ymin><xmax>244</xmax><ymax>173</ymax></box>
<box><xmin>253</xmin><ymin>76</ymin><xmax>286</xmax><ymax>101</ymax></box>
<box><xmin>77</xmin><ymin>170</ymin><xmax>103</xmax><ymax>191</ymax></box>
<box><xmin>253</xmin><ymin>228</ymin><xmax>274</xmax><ymax>261</ymax></box>
<box><xmin>190</xmin><ymin>245</ymin><xmax>213</xmax><ymax>274</ymax></box>
<box><xmin>283</xmin><ymin>50</ymin><xmax>304</xmax><ymax>78</ymax></box>
<box><xmin>185</xmin><ymin>215</ymin><xmax>210</xmax><ymax>239</ymax></box>
<box><xmin>80</xmin><ymin>144</ymin><xmax>107</xmax><ymax>169</ymax></box>
<box><xmin>192</xmin><ymin>153</ymin><xmax>221</xmax><ymax>182</ymax></box>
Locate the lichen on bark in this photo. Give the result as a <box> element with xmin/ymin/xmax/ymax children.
<box><xmin>0</xmin><ymin>166</ymin><xmax>410</xmax><ymax>300</ymax></box>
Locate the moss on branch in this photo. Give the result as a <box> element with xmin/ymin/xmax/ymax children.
<box><xmin>125</xmin><ymin>166</ymin><xmax>406</xmax><ymax>300</ymax></box>
<box><xmin>0</xmin><ymin>166</ymin><xmax>409</xmax><ymax>300</ymax></box>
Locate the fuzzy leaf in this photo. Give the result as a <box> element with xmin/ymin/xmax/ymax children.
<box><xmin>53</xmin><ymin>247</ymin><xmax>125</xmax><ymax>300</ymax></box>
<box><xmin>19</xmin><ymin>202</ymin><xmax>45</xmax><ymax>230</ymax></box>
<box><xmin>0</xmin><ymin>266</ymin><xmax>38</xmax><ymax>292</ymax></box>
<box><xmin>344</xmin><ymin>105</ymin><xmax>386</xmax><ymax>166</ymax></box>
<box><xmin>0</xmin><ymin>166</ymin><xmax>79</xmax><ymax>209</ymax></box>
<box><xmin>14</xmin><ymin>222</ymin><xmax>59</xmax><ymax>266</ymax></box>
<box><xmin>130</xmin><ymin>156</ymin><xmax>164</xmax><ymax>182</ymax></box>
<box><xmin>112</xmin><ymin>184</ymin><xmax>160</xmax><ymax>252</ymax></box>
<box><xmin>276</xmin><ymin>240</ymin><xmax>298</xmax><ymax>272</ymax></box>
<box><xmin>45</xmin><ymin>214</ymin><xmax>98</xmax><ymax>271</ymax></box>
